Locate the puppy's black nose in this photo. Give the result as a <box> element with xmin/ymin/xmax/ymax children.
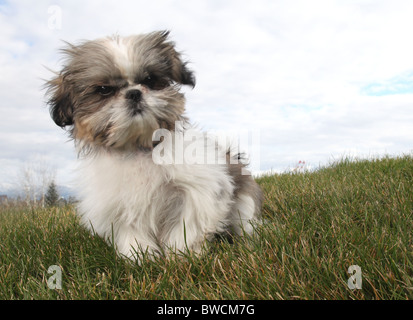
<box><xmin>125</xmin><ymin>89</ymin><xmax>142</xmax><ymax>102</ymax></box>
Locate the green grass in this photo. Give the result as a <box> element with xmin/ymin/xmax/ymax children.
<box><xmin>1</xmin><ymin>155</ymin><xmax>412</xmax><ymax>299</ymax></box>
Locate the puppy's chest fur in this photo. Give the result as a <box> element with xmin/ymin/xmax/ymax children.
<box><xmin>76</xmin><ymin>150</ymin><xmax>235</xmax><ymax>247</ymax></box>
<box><xmin>78</xmin><ymin>152</ymin><xmax>176</xmax><ymax>222</ymax></box>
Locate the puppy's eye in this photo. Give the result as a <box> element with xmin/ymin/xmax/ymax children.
<box><xmin>142</xmin><ymin>75</ymin><xmax>157</xmax><ymax>89</ymax></box>
<box><xmin>96</xmin><ymin>86</ymin><xmax>115</xmax><ymax>96</ymax></box>
<box><xmin>141</xmin><ymin>75</ymin><xmax>170</xmax><ymax>90</ymax></box>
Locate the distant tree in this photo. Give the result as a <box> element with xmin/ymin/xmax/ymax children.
<box><xmin>45</xmin><ymin>181</ymin><xmax>59</xmax><ymax>207</ymax></box>
<box><xmin>18</xmin><ymin>156</ymin><xmax>56</xmax><ymax>207</ymax></box>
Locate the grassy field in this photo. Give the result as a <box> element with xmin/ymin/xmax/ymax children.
<box><xmin>0</xmin><ymin>155</ymin><xmax>412</xmax><ymax>300</ymax></box>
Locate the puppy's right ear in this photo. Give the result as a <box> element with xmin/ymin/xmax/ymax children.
<box><xmin>46</xmin><ymin>74</ymin><xmax>74</xmax><ymax>127</ymax></box>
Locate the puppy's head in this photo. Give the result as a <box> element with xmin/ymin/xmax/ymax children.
<box><xmin>46</xmin><ymin>31</ymin><xmax>195</xmax><ymax>151</ymax></box>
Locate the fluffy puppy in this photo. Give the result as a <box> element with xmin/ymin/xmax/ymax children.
<box><xmin>46</xmin><ymin>31</ymin><xmax>262</xmax><ymax>261</ymax></box>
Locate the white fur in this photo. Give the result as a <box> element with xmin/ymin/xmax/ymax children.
<box><xmin>76</xmin><ymin>149</ymin><xmax>241</xmax><ymax>260</ymax></box>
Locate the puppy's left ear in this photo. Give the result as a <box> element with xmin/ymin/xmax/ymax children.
<box><xmin>171</xmin><ymin>58</ymin><xmax>196</xmax><ymax>88</ymax></box>
<box><xmin>156</xmin><ymin>30</ymin><xmax>196</xmax><ymax>88</ymax></box>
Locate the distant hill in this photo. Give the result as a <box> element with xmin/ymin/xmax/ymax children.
<box><xmin>0</xmin><ymin>184</ymin><xmax>76</xmax><ymax>200</ymax></box>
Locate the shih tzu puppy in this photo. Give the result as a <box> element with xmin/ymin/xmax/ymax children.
<box><xmin>46</xmin><ymin>31</ymin><xmax>262</xmax><ymax>261</ymax></box>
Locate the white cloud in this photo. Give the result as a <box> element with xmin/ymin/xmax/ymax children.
<box><xmin>1</xmin><ymin>0</ymin><xmax>413</xmax><ymax>192</ymax></box>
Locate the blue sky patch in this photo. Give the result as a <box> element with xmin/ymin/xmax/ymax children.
<box><xmin>361</xmin><ymin>72</ymin><xmax>413</xmax><ymax>96</ymax></box>
<box><xmin>0</xmin><ymin>0</ymin><xmax>10</xmax><ymax>14</ymax></box>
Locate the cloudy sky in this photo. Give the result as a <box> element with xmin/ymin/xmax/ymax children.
<box><xmin>1</xmin><ymin>0</ymin><xmax>413</xmax><ymax>192</ymax></box>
